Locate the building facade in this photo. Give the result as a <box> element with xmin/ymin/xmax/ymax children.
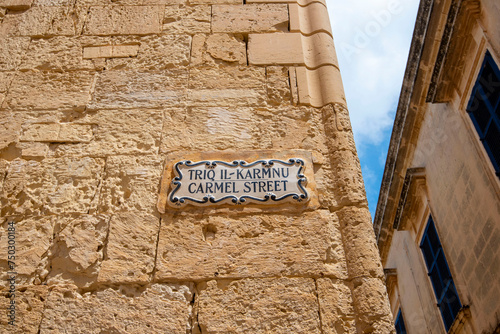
<box><xmin>1</xmin><ymin>0</ymin><xmax>394</xmax><ymax>333</ymax></box>
<box><xmin>374</xmin><ymin>0</ymin><xmax>500</xmax><ymax>333</ymax></box>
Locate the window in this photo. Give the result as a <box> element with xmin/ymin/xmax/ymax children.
<box><xmin>420</xmin><ymin>216</ymin><xmax>461</xmax><ymax>331</ymax></box>
<box><xmin>395</xmin><ymin>309</ymin><xmax>407</xmax><ymax>334</ymax></box>
<box><xmin>466</xmin><ymin>51</ymin><xmax>500</xmax><ymax>177</ymax></box>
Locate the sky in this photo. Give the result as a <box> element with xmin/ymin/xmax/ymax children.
<box><xmin>325</xmin><ymin>0</ymin><xmax>421</xmax><ymax>218</ymax></box>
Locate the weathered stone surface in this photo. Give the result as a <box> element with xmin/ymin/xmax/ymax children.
<box><xmin>0</xmin><ymin>6</ymin><xmax>76</xmax><ymax>37</ymax></box>
<box><xmin>0</xmin><ymin>112</ymin><xmax>23</xmax><ymax>151</ymax></box>
<box><xmin>0</xmin><ymin>159</ymin><xmax>8</xmax><ymax>190</ymax></box>
<box><xmin>162</xmin><ymin>5</ymin><xmax>210</xmax><ymax>33</ymax></box>
<box><xmin>20</xmin><ymin>123</ymin><xmax>93</xmax><ymax>142</ymax></box>
<box><xmin>20</xmin><ymin>37</ymin><xmax>109</xmax><ymax>71</ymax></box>
<box><xmin>317</xmin><ymin>278</ymin><xmax>357</xmax><ymax>334</ymax></box>
<box><xmin>266</xmin><ymin>66</ymin><xmax>292</xmax><ymax>105</ymax></box>
<box><xmin>0</xmin><ymin>157</ymin><xmax>105</xmax><ymax>216</ymax></box>
<box><xmin>88</xmin><ymin>70</ymin><xmax>187</xmax><ymax>109</ymax></box>
<box><xmin>48</xmin><ymin>109</ymin><xmax>163</xmax><ymax>157</ymax></box>
<box><xmin>0</xmin><ymin>217</ymin><xmax>54</xmax><ymax>286</ymax></box>
<box><xmin>189</xmin><ymin>66</ymin><xmax>265</xmax><ymax>89</ymax></box>
<box><xmin>106</xmin><ymin>35</ymin><xmax>191</xmax><ymax>70</ymax></box>
<box><xmin>156</xmin><ymin>210</ymin><xmax>347</xmax><ymax>280</ymax></box>
<box><xmin>191</xmin><ymin>33</ymin><xmax>247</xmax><ymax>65</ymax></box>
<box><xmin>161</xmin><ymin>107</ymin><xmax>262</xmax><ymax>152</ymax></box>
<box><xmin>33</xmin><ymin>0</ymin><xmax>74</xmax><ymax>5</ymax></box>
<box><xmin>98</xmin><ymin>212</ymin><xmax>159</xmax><ymax>284</ymax></box>
<box><xmin>196</xmin><ymin>278</ymin><xmax>321</xmax><ymax>333</ymax></box>
<box><xmin>330</xmin><ymin>149</ymin><xmax>367</xmax><ymax>206</ymax></box>
<box><xmin>351</xmin><ymin>277</ymin><xmax>395</xmax><ymax>333</ymax></box>
<box><xmin>84</xmin><ymin>6</ymin><xmax>163</xmax><ymax>36</ymax></box>
<box><xmin>77</xmin><ymin>0</ymin><xmax>184</xmax><ymax>4</ymax></box>
<box><xmin>46</xmin><ymin>214</ymin><xmax>110</xmax><ymax>288</ymax></box>
<box><xmin>19</xmin><ymin>142</ymin><xmax>49</xmax><ymax>158</ymax></box>
<box><xmin>160</xmin><ymin>105</ymin><xmax>328</xmax><ymax>154</ymax></box>
<box><xmin>0</xmin><ymin>38</ymin><xmax>30</xmax><ymax>71</ymax></box>
<box><xmin>0</xmin><ymin>285</ymin><xmax>48</xmax><ymax>334</ymax></box>
<box><xmin>337</xmin><ymin>206</ymin><xmax>384</xmax><ymax>279</ymax></box>
<box><xmin>3</xmin><ymin>71</ymin><xmax>94</xmax><ymax>111</ymax></box>
<box><xmin>40</xmin><ymin>284</ymin><xmax>195</xmax><ymax>333</ymax></box>
<box><xmin>98</xmin><ymin>155</ymin><xmax>163</xmax><ymax>213</ymax></box>
<box><xmin>0</xmin><ymin>72</ymin><xmax>13</xmax><ymax>108</ymax></box>
<box><xmin>212</xmin><ymin>4</ymin><xmax>289</xmax><ymax>33</ymax></box>
<box><xmin>190</xmin><ymin>0</ymin><xmax>238</xmax><ymax>4</ymax></box>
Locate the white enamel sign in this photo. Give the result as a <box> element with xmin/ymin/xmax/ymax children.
<box><xmin>167</xmin><ymin>159</ymin><xmax>308</xmax><ymax>207</ymax></box>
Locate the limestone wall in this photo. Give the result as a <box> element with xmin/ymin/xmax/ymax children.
<box><xmin>0</xmin><ymin>0</ymin><xmax>393</xmax><ymax>333</ymax></box>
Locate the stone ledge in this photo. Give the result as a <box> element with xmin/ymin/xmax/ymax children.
<box><xmin>289</xmin><ymin>2</ymin><xmax>332</xmax><ymax>36</ymax></box>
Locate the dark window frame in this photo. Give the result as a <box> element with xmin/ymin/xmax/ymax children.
<box><xmin>395</xmin><ymin>309</ymin><xmax>407</xmax><ymax>334</ymax></box>
<box><xmin>419</xmin><ymin>216</ymin><xmax>462</xmax><ymax>332</ymax></box>
<box><xmin>466</xmin><ymin>51</ymin><xmax>500</xmax><ymax>178</ymax></box>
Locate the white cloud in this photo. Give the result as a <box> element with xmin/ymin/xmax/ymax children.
<box><xmin>326</xmin><ymin>0</ymin><xmax>420</xmax><ymax>147</ymax></box>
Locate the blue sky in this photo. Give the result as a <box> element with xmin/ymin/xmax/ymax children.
<box><xmin>326</xmin><ymin>0</ymin><xmax>420</xmax><ymax>218</ymax></box>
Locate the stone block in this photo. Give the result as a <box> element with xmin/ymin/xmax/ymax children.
<box><xmin>190</xmin><ymin>0</ymin><xmax>239</xmax><ymax>4</ymax></box>
<box><xmin>46</xmin><ymin>214</ymin><xmax>110</xmax><ymax>288</ymax></box>
<box><xmin>88</xmin><ymin>70</ymin><xmax>187</xmax><ymax>110</ymax></box>
<box><xmin>194</xmin><ymin>33</ymin><xmax>248</xmax><ymax>66</ymax></box>
<box><xmin>196</xmin><ymin>278</ymin><xmax>321</xmax><ymax>333</ymax></box>
<box><xmin>248</xmin><ymin>32</ymin><xmax>337</xmax><ymax>68</ymax></box>
<box><xmin>0</xmin><ymin>6</ymin><xmax>76</xmax><ymax>37</ymax></box>
<box><xmin>186</xmin><ymin>66</ymin><xmax>267</xmax><ymax>107</ymax></box>
<box><xmin>0</xmin><ymin>38</ymin><xmax>30</xmax><ymax>71</ymax></box>
<box><xmin>98</xmin><ymin>155</ymin><xmax>163</xmax><ymax>213</ymax></box>
<box><xmin>83</xmin><ymin>44</ymin><xmax>139</xmax><ymax>59</ymax></box>
<box><xmin>248</xmin><ymin>33</ymin><xmax>304</xmax><ymax>66</ymax></box>
<box><xmin>0</xmin><ymin>157</ymin><xmax>105</xmax><ymax>216</ymax></box>
<box><xmin>330</xmin><ymin>148</ymin><xmax>367</xmax><ymax>206</ymax></box>
<box><xmin>48</xmin><ymin>109</ymin><xmax>164</xmax><ymax>157</ymax></box>
<box><xmin>98</xmin><ymin>212</ymin><xmax>159</xmax><ymax>284</ymax></box>
<box><xmin>351</xmin><ymin>277</ymin><xmax>394</xmax><ymax>334</ymax></box>
<box><xmin>155</xmin><ymin>210</ymin><xmax>347</xmax><ymax>280</ymax></box>
<box><xmin>106</xmin><ymin>35</ymin><xmax>191</xmax><ymax>70</ymax></box>
<box><xmin>83</xmin><ymin>6</ymin><xmax>163</xmax><ymax>36</ymax></box>
<box><xmin>212</xmin><ymin>4</ymin><xmax>288</xmax><ymax>33</ymax></box>
<box><xmin>39</xmin><ymin>284</ymin><xmax>195</xmax><ymax>333</ymax></box>
<box><xmin>4</xmin><ymin>71</ymin><xmax>94</xmax><ymax>111</ymax></box>
<box><xmin>247</xmin><ymin>0</ymin><xmax>326</xmax><ymax>4</ymax></box>
<box><xmin>337</xmin><ymin>206</ymin><xmax>384</xmax><ymax>279</ymax></box>
<box><xmin>0</xmin><ymin>285</ymin><xmax>48</xmax><ymax>334</ymax></box>
<box><xmin>20</xmin><ymin>123</ymin><xmax>93</xmax><ymax>142</ymax></box>
<box><xmin>0</xmin><ymin>0</ymin><xmax>33</xmax><ymax>10</ymax></box>
<box><xmin>162</xmin><ymin>5</ymin><xmax>210</xmax><ymax>34</ymax></box>
<box><xmin>19</xmin><ymin>142</ymin><xmax>49</xmax><ymax>158</ymax></box>
<box><xmin>0</xmin><ymin>217</ymin><xmax>54</xmax><ymax>286</ymax></box>
<box><xmin>316</xmin><ymin>278</ymin><xmax>357</xmax><ymax>334</ymax></box>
